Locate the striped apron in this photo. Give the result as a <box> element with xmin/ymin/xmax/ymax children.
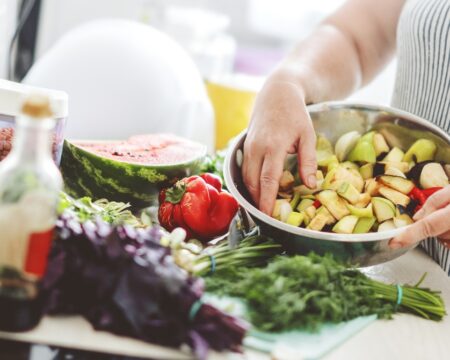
<box><xmin>392</xmin><ymin>0</ymin><xmax>450</xmax><ymax>275</ymax></box>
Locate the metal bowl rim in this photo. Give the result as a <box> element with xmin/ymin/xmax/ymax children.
<box><xmin>224</xmin><ymin>101</ymin><xmax>450</xmax><ymax>243</ymax></box>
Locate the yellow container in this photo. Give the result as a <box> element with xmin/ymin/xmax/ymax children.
<box><xmin>206</xmin><ymin>77</ymin><xmax>260</xmax><ymax>150</ymax></box>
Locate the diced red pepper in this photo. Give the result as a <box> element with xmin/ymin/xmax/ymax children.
<box><xmin>421</xmin><ymin>187</ymin><xmax>443</xmax><ymax>198</ymax></box>
<box><xmin>409</xmin><ymin>187</ymin><xmax>426</xmax><ymax>205</ymax></box>
<box><xmin>313</xmin><ymin>200</ymin><xmax>321</xmax><ymax>209</ymax></box>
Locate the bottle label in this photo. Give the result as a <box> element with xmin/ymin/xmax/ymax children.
<box><xmin>24</xmin><ymin>229</ymin><xmax>54</xmax><ymax>277</ymax></box>
<box><xmin>0</xmin><ymin>189</ymin><xmax>57</xmax><ymax>282</ymax></box>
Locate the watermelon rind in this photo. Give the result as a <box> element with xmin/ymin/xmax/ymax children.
<box><xmin>60</xmin><ymin>139</ymin><xmax>206</xmax><ymax>208</ymax></box>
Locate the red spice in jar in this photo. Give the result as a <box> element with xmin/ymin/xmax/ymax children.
<box><xmin>0</xmin><ymin>127</ymin><xmax>59</xmax><ymax>161</ymax></box>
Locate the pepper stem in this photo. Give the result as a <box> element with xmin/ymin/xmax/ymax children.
<box><xmin>165</xmin><ymin>181</ymin><xmax>186</xmax><ymax>204</ymax></box>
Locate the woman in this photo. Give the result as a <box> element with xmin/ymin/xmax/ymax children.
<box><xmin>243</xmin><ymin>0</ymin><xmax>450</xmax><ymax>274</ymax></box>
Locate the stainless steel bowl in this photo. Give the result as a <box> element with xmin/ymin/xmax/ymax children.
<box><xmin>224</xmin><ymin>102</ymin><xmax>450</xmax><ymax>266</ymax></box>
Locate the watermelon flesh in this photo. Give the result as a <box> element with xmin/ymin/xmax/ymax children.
<box><xmin>76</xmin><ymin>134</ymin><xmax>205</xmax><ymax>166</ymax></box>
<box><xmin>61</xmin><ymin>134</ymin><xmax>206</xmax><ymax>208</ymax></box>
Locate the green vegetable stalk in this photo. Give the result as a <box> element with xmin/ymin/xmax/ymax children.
<box><xmin>205</xmin><ymin>253</ymin><xmax>446</xmax><ymax>331</ymax></box>
<box><xmin>192</xmin><ymin>236</ymin><xmax>283</xmax><ymax>277</ymax></box>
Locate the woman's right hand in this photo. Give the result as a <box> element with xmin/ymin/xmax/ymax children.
<box><xmin>242</xmin><ymin>76</ymin><xmax>318</xmax><ymax>215</ymax></box>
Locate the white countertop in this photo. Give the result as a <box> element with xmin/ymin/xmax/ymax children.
<box><xmin>0</xmin><ymin>248</ymin><xmax>449</xmax><ymax>360</ymax></box>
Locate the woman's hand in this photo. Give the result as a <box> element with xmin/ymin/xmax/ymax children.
<box><xmin>242</xmin><ymin>78</ymin><xmax>317</xmax><ymax>215</ymax></box>
<box><xmin>390</xmin><ymin>185</ymin><xmax>450</xmax><ymax>249</ymax></box>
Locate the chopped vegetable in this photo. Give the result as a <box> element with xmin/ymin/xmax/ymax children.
<box><xmin>270</xmin><ymin>130</ymin><xmax>449</xmax><ymax>234</ymax></box>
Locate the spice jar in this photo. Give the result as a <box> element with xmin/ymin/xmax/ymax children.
<box><xmin>0</xmin><ymin>79</ymin><xmax>68</xmax><ymax>164</ymax></box>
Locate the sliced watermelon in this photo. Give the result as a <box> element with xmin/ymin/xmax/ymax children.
<box><xmin>61</xmin><ymin>134</ymin><xmax>206</xmax><ymax>208</ymax></box>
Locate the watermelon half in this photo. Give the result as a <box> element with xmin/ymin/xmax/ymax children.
<box><xmin>60</xmin><ymin>134</ymin><xmax>207</xmax><ymax>208</ymax></box>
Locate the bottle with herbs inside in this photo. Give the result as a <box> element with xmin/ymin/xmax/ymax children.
<box><xmin>0</xmin><ymin>95</ymin><xmax>62</xmax><ymax>331</ymax></box>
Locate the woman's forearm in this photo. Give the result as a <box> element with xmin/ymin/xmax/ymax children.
<box><xmin>271</xmin><ymin>25</ymin><xmax>364</xmax><ymax>104</ymax></box>
<box><xmin>269</xmin><ymin>0</ymin><xmax>405</xmax><ymax>104</ymax></box>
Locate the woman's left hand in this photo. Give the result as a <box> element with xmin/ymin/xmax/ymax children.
<box><xmin>389</xmin><ymin>185</ymin><xmax>450</xmax><ymax>249</ymax></box>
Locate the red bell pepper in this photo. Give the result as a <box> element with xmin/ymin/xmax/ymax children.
<box><xmin>409</xmin><ymin>186</ymin><xmax>444</xmax><ymax>214</ymax></box>
<box><xmin>421</xmin><ymin>187</ymin><xmax>443</xmax><ymax>198</ymax></box>
<box><xmin>409</xmin><ymin>187</ymin><xmax>427</xmax><ymax>205</ymax></box>
<box><xmin>158</xmin><ymin>174</ymin><xmax>239</xmax><ymax>241</ymax></box>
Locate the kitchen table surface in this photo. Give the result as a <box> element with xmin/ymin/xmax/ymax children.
<box><xmin>0</xmin><ymin>248</ymin><xmax>449</xmax><ymax>360</ymax></box>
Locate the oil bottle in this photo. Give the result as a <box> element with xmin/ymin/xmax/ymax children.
<box><xmin>0</xmin><ymin>95</ymin><xmax>62</xmax><ymax>331</ymax></box>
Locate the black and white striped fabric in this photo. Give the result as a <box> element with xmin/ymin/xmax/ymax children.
<box><xmin>392</xmin><ymin>0</ymin><xmax>450</xmax><ymax>275</ymax></box>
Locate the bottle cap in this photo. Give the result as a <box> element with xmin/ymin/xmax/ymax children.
<box><xmin>21</xmin><ymin>94</ymin><xmax>53</xmax><ymax>119</ymax></box>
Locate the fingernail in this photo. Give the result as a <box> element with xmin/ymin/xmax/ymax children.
<box><xmin>307</xmin><ymin>175</ymin><xmax>316</xmax><ymax>188</ymax></box>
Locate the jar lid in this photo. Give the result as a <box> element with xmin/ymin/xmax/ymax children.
<box><xmin>0</xmin><ymin>79</ymin><xmax>68</xmax><ymax>118</ymax></box>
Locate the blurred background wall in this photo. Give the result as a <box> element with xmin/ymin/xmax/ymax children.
<box><xmin>2</xmin><ymin>0</ymin><xmax>396</xmax><ymax>104</ymax></box>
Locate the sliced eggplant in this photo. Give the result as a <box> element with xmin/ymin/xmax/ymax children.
<box><xmin>378</xmin><ymin>175</ymin><xmax>415</xmax><ymax>194</ymax></box>
<box><xmin>293</xmin><ymin>180</ymin><xmax>323</xmax><ymax>196</ymax></box>
<box><xmin>353</xmin><ymin>216</ymin><xmax>376</xmax><ymax>234</ymax></box>
<box><xmin>406</xmin><ymin>161</ymin><xmax>433</xmax><ymax>181</ymax></box>
<box><xmin>297</xmin><ymin>198</ymin><xmax>314</xmax><ymax>212</ymax></box>
<box><xmin>419</xmin><ymin>162</ymin><xmax>449</xmax><ymax>189</ymax></box>
<box><xmin>304</xmin><ymin>205</ymin><xmax>317</xmax><ymax>220</ymax></box>
<box><xmin>373</xmin><ymin>161</ymin><xmax>408</xmax><ymax>177</ymax></box>
<box><xmin>403</xmin><ymin>139</ymin><xmax>437</xmax><ymax>163</ymax></box>
<box><xmin>278</xmin><ymin>191</ymin><xmax>292</xmax><ymax>199</ymax></box>
<box><xmin>383</xmin><ymin>161</ymin><xmax>410</xmax><ymax>174</ymax></box>
<box><xmin>279</xmin><ymin>170</ymin><xmax>295</xmax><ymax>191</ymax></box>
<box><xmin>393</xmin><ymin>213</ymin><xmax>414</xmax><ymax>228</ymax></box>
<box><xmin>347</xmin><ymin>203</ymin><xmax>373</xmax><ymax>218</ymax></box>
<box><xmin>286</xmin><ymin>211</ymin><xmax>304</xmax><ymax>227</ymax></box>
<box><xmin>378</xmin><ymin>220</ymin><xmax>396</xmax><ymax>232</ymax></box>
<box><xmin>316</xmin><ymin>190</ymin><xmax>351</xmax><ymax>220</ymax></box>
<box><xmin>372</xmin><ymin>197</ymin><xmax>396</xmax><ymax>222</ymax></box>
<box><xmin>373</xmin><ymin>162</ymin><xmax>386</xmax><ymax>177</ymax></box>
<box><xmin>334</xmin><ymin>131</ymin><xmax>361</xmax><ymax>161</ymax></box>
<box><xmin>323</xmin><ymin>166</ymin><xmax>364</xmax><ymax>193</ymax></box>
<box><xmin>384</xmin><ymin>167</ymin><xmax>406</xmax><ymax>178</ymax></box>
<box><xmin>332</xmin><ymin>215</ymin><xmax>359</xmax><ymax>234</ymax></box>
<box><xmin>373</xmin><ymin>133</ymin><xmax>390</xmax><ymax>157</ymax></box>
<box><xmin>364</xmin><ymin>178</ymin><xmax>381</xmax><ymax>196</ymax></box>
<box><xmin>359</xmin><ymin>163</ymin><xmax>374</xmax><ymax>180</ymax></box>
<box><xmin>354</xmin><ymin>193</ymin><xmax>372</xmax><ymax>208</ymax></box>
<box><xmin>307</xmin><ymin>207</ymin><xmax>335</xmax><ymax>231</ymax></box>
<box><xmin>378</xmin><ymin>186</ymin><xmax>410</xmax><ymax>207</ymax></box>
<box><xmin>337</xmin><ymin>182</ymin><xmax>361</xmax><ymax>204</ymax></box>
<box><xmin>383</xmin><ymin>147</ymin><xmax>405</xmax><ymax>163</ymax></box>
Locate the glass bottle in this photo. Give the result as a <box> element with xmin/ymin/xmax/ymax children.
<box><xmin>0</xmin><ymin>95</ymin><xmax>62</xmax><ymax>331</ymax></box>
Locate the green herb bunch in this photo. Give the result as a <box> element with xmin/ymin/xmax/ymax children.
<box><xmin>206</xmin><ymin>253</ymin><xmax>445</xmax><ymax>332</ymax></box>
<box><xmin>58</xmin><ymin>192</ymin><xmax>143</xmax><ymax>226</ymax></box>
<box><xmin>200</xmin><ymin>151</ymin><xmax>226</xmax><ymax>188</ymax></box>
